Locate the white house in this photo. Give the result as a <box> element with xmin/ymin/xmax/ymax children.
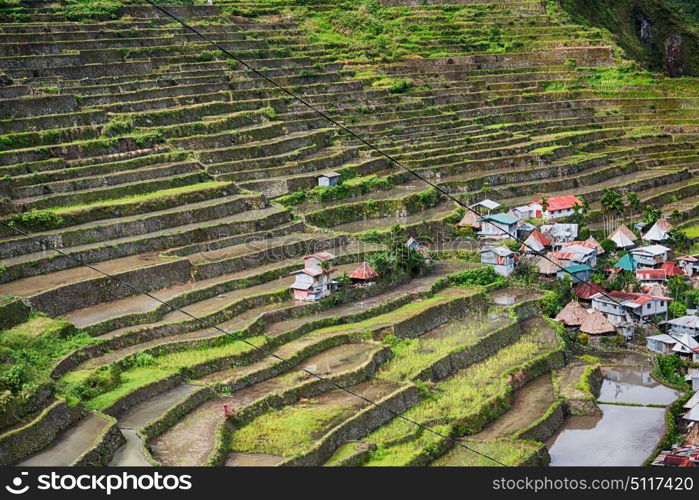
<box><xmin>480</xmin><ymin>246</ymin><xmax>517</xmax><ymax>276</ymax></box>
<box><xmin>289</xmin><ymin>252</ymin><xmax>339</xmax><ymax>301</ymax></box>
<box><xmin>646</xmin><ymin>334</ymin><xmax>681</xmax><ymax>355</ymax></box>
<box><xmin>671</xmin><ymin>332</ymin><xmax>699</xmax><ymax>360</ymax></box>
<box><xmin>668</xmin><ymin>314</ymin><xmax>699</xmax><ymax>338</ymax></box>
<box><xmin>318</xmin><ymin>172</ymin><xmax>340</xmax><ymax>187</ymax></box>
<box><xmin>643</xmin><ymin>218</ymin><xmax>673</xmax><ymax>242</ymax></box>
<box><xmin>630</xmin><ymin>245</ymin><xmax>670</xmax><ymax>267</ymax></box>
<box><xmin>530</xmin><ymin>194</ymin><xmax>582</xmax><ymax>220</ymax></box>
<box><xmin>551</xmin><ymin>243</ymin><xmax>597</xmax><ymax>267</ymax></box>
<box><xmin>470</xmin><ymin>199</ymin><xmax>500</xmax><ymax>213</ymax></box>
<box><xmin>477</xmin><ymin>213</ymin><xmax>521</xmax><ymax>240</ymax></box>
<box><xmin>609</xmin><ymin>224</ymin><xmax>638</xmax><ymax>249</ymax></box>
<box><xmin>540</xmin><ymin>223</ymin><xmax>578</xmax><ymax>247</ymax></box>
<box><xmin>591</xmin><ymin>290</ymin><xmax>671</xmax><ymax>338</ymax></box>
<box><xmin>511</xmin><ymin>205</ymin><xmax>537</xmax><ymax>220</ymax></box>
<box><xmin>678</xmin><ymin>256</ymin><xmax>699</xmax><ymax>277</ymax></box>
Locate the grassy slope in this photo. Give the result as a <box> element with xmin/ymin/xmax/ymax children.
<box><xmin>559</xmin><ymin>0</ymin><xmax>699</xmax><ymax>76</ymax></box>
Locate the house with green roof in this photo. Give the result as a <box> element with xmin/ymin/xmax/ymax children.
<box><xmin>557</xmin><ymin>264</ymin><xmax>593</xmax><ymax>284</ymax></box>
<box><xmin>477</xmin><ymin>212</ymin><xmax>522</xmax><ymax>240</ymax></box>
<box><xmin>614</xmin><ymin>253</ymin><xmax>637</xmax><ymax>272</ymax></box>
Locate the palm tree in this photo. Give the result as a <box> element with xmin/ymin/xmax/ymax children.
<box><xmin>626</xmin><ymin>192</ymin><xmax>640</xmax><ymax>218</ymax></box>
<box><xmin>600</xmin><ymin>189</ymin><xmax>624</xmax><ymax>234</ymax></box>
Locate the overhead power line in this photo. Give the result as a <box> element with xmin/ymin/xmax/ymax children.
<box><xmin>1</xmin><ymin>0</ymin><xmax>693</xmax><ymax>468</ymax></box>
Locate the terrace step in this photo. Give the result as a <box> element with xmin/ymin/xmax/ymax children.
<box><xmin>0</xmin><ymin>192</ymin><xmax>260</xmax><ymax>259</ymax></box>
<box><xmin>0</xmin><ymin>205</ymin><xmax>291</xmax><ymax>284</ymax></box>
<box><xmin>15</xmin><ymin>413</ymin><xmax>115</xmax><ymax>466</ymax></box>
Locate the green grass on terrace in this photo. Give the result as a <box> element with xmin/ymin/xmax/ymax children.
<box><xmin>367</xmin><ymin>320</ymin><xmax>561</xmax><ymax>446</ymax></box>
<box><xmin>46</xmin><ymin>181</ymin><xmax>231</xmax><ymax>216</ymax></box>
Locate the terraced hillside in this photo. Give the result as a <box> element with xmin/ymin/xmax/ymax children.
<box><xmin>0</xmin><ymin>0</ymin><xmax>698</xmax><ymax>467</ymax></box>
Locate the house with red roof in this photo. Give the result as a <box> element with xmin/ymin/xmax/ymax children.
<box><xmin>350</xmin><ymin>261</ymin><xmax>378</xmax><ymax>287</ymax></box>
<box><xmin>575</xmin><ymin>282</ymin><xmax>606</xmax><ymax>302</ymax></box>
<box><xmin>290</xmin><ymin>252</ymin><xmax>339</xmax><ymax>301</ymax></box>
<box><xmin>678</xmin><ymin>256</ymin><xmax>699</xmax><ymax>277</ymax></box>
<box><xmin>636</xmin><ymin>268</ymin><xmax>668</xmax><ymax>286</ymax></box>
<box><xmin>529</xmin><ymin>194</ymin><xmax>583</xmax><ymax>220</ymax></box>
<box><xmin>591</xmin><ymin>290</ymin><xmax>671</xmax><ymax>338</ymax></box>
<box><xmin>520</xmin><ymin>229</ymin><xmax>551</xmax><ymax>253</ymax></box>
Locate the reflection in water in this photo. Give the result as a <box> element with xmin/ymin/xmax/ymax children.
<box><xmin>546</xmin><ymin>405</ymin><xmax>666</xmax><ymax>466</ymax></box>
<box><xmin>490</xmin><ymin>288</ymin><xmax>541</xmax><ymax>306</ymax></box>
<box><xmin>547</xmin><ymin>352</ymin><xmax>682</xmax><ymax>466</ymax></box>
<box><xmin>598</xmin><ymin>366</ymin><xmax>682</xmax><ymax>405</ymax></box>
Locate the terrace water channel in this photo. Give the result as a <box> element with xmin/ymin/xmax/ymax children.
<box><xmin>546</xmin><ymin>351</ymin><xmax>683</xmax><ymax>466</ymax></box>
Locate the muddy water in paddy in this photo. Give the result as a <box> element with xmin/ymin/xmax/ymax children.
<box><xmin>598</xmin><ymin>365</ymin><xmax>681</xmax><ymax>405</ymax></box>
<box><xmin>119</xmin><ymin>385</ymin><xmax>201</xmax><ymax>429</ymax></box>
<box><xmin>419</xmin><ymin>309</ymin><xmax>510</xmax><ymax>343</ymax></box>
<box><xmin>226</xmin><ymin>452</ymin><xmax>284</xmax><ymax>466</ymax></box>
<box><xmin>546</xmin><ymin>351</ymin><xmax>683</xmax><ymax>466</ymax></box>
<box><xmin>490</xmin><ymin>287</ymin><xmax>542</xmax><ymax>306</ymax></box>
<box><xmin>17</xmin><ymin>415</ymin><xmax>109</xmax><ymax>466</ymax></box>
<box><xmin>546</xmin><ymin>405</ymin><xmax>667</xmax><ymax>466</ymax></box>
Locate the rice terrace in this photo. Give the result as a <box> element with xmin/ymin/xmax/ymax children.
<box><xmin>1</xmin><ymin>0</ymin><xmax>699</xmax><ymax>470</ymax></box>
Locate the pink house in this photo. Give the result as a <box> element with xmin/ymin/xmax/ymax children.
<box><xmin>290</xmin><ymin>252</ymin><xmax>339</xmax><ymax>301</ymax></box>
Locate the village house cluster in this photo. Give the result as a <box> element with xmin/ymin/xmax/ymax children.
<box><xmin>289</xmin><ymin>238</ymin><xmax>429</xmax><ymax>301</ymax></box>
<box><xmin>460</xmin><ymin>194</ymin><xmax>699</xmax><ymax>358</ymax></box>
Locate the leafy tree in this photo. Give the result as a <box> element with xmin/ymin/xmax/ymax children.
<box><xmin>608</xmin><ymin>270</ymin><xmax>640</xmax><ymax>292</ymax></box>
<box><xmin>448</xmin><ymin>267</ymin><xmax>504</xmax><ymax>287</ymax></box>
<box><xmin>667</xmin><ymin>230</ymin><xmax>689</xmax><ymax>253</ymax></box>
<box><xmin>512</xmin><ymin>262</ymin><xmax>538</xmax><ymax>285</ymax></box>
<box><xmin>599</xmin><ymin>238</ymin><xmax>617</xmax><ymax>254</ymax></box>
<box><xmin>670</xmin><ymin>209</ymin><xmax>683</xmax><ymax>224</ymax></box>
<box><xmin>600</xmin><ymin>188</ymin><xmax>624</xmax><ymax>214</ymax></box>
<box><xmin>685</xmin><ymin>289</ymin><xmax>699</xmax><ymax>309</ymax></box>
<box><xmin>668</xmin><ymin>274</ymin><xmax>690</xmax><ymax>301</ymax></box>
<box><xmin>367</xmin><ymin>225</ymin><xmax>428</xmax><ymax>277</ymax></box>
<box><xmin>626</xmin><ymin>192</ymin><xmax>641</xmax><ymax>215</ymax></box>
<box><xmin>541</xmin><ymin>275</ymin><xmax>573</xmax><ymax>316</ymax></box>
<box><xmin>504</xmin><ymin>239</ymin><xmax>520</xmax><ymax>252</ymax></box>
<box><xmin>642</xmin><ymin>205</ymin><xmax>662</xmax><ymax>225</ymax></box>
<box><xmin>669</xmin><ymin>301</ymin><xmax>687</xmax><ymax>319</ymax></box>
<box><xmin>600</xmin><ymin>189</ymin><xmax>624</xmax><ymax>234</ymax></box>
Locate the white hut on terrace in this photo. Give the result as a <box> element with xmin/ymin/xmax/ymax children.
<box><xmin>609</xmin><ymin>224</ymin><xmax>637</xmax><ymax>249</ymax></box>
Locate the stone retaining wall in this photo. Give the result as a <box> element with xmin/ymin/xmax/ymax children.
<box><xmin>280</xmin><ymin>385</ymin><xmax>421</xmax><ymax>466</ymax></box>
<box><xmin>0</xmin><ymin>296</ymin><xmax>30</xmax><ymax>330</ymax></box>
<box><xmin>0</xmin><ymin>399</ymin><xmax>85</xmax><ymax>465</ymax></box>
<box><xmin>73</xmin><ymin>414</ymin><xmax>125</xmax><ymax>466</ymax></box>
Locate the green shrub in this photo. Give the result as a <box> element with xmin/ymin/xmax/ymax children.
<box><xmin>102</xmin><ymin>116</ymin><xmax>133</xmax><ymax>137</ymax></box>
<box><xmin>7</xmin><ymin>210</ymin><xmax>64</xmax><ymax>231</ymax></box>
<box><xmin>448</xmin><ymin>267</ymin><xmax>505</xmax><ymax>287</ymax></box>
<box><xmin>71</xmin><ymin>365</ymin><xmax>122</xmax><ymax>401</ymax></box>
